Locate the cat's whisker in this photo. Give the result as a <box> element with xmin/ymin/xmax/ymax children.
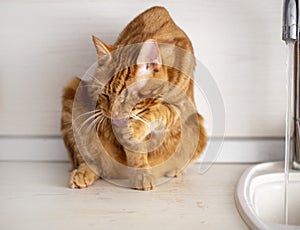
<box><xmin>96</xmin><ymin>119</ymin><xmax>101</xmax><ymax>133</ymax></box>
<box><xmin>130</xmin><ymin>114</ymin><xmax>151</xmax><ymax>127</ymax></box>
<box><xmin>85</xmin><ymin>117</ymin><xmax>97</xmax><ymax>133</ymax></box>
<box><xmin>73</xmin><ymin>109</ymin><xmax>102</xmax><ymax>124</ymax></box>
<box><xmin>86</xmin><ymin>114</ymin><xmax>103</xmax><ymax>133</ymax></box>
<box><xmin>76</xmin><ymin>111</ymin><xmax>103</xmax><ymax>133</ymax></box>
<box><xmin>96</xmin><ymin>115</ymin><xmax>106</xmax><ymax>132</ymax></box>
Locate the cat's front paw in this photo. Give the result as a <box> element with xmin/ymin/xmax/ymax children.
<box><xmin>129</xmin><ymin>118</ymin><xmax>150</xmax><ymax>141</ymax></box>
<box><xmin>131</xmin><ymin>171</ymin><xmax>155</xmax><ymax>191</ymax></box>
<box><xmin>69</xmin><ymin>164</ymin><xmax>99</xmax><ymax>189</ymax></box>
<box><xmin>114</xmin><ymin>118</ymin><xmax>150</xmax><ymax>147</ymax></box>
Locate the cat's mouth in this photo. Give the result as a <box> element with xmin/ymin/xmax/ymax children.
<box><xmin>111</xmin><ymin>117</ymin><xmax>129</xmax><ymax>128</ymax></box>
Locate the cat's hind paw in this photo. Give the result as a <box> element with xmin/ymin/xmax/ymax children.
<box><xmin>131</xmin><ymin>172</ymin><xmax>155</xmax><ymax>191</ymax></box>
<box><xmin>165</xmin><ymin>169</ymin><xmax>184</xmax><ymax>178</ymax></box>
<box><xmin>69</xmin><ymin>165</ymin><xmax>99</xmax><ymax>189</ymax></box>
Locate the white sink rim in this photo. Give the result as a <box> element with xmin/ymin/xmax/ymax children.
<box><xmin>235</xmin><ymin>161</ymin><xmax>300</xmax><ymax>230</ymax></box>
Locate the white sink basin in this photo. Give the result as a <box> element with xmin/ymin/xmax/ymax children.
<box><xmin>235</xmin><ymin>162</ymin><xmax>300</xmax><ymax>230</ymax></box>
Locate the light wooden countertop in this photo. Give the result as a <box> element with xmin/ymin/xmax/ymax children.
<box><xmin>0</xmin><ymin>162</ymin><xmax>250</xmax><ymax>230</ymax></box>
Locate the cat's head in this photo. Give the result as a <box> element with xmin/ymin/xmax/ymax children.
<box><xmin>92</xmin><ymin>36</ymin><xmax>167</xmax><ymax>125</ymax></box>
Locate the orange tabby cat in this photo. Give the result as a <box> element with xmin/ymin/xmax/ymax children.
<box><xmin>61</xmin><ymin>6</ymin><xmax>207</xmax><ymax>190</ymax></box>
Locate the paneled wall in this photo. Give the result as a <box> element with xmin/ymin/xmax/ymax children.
<box><xmin>0</xmin><ymin>0</ymin><xmax>286</xmax><ymax>137</ymax></box>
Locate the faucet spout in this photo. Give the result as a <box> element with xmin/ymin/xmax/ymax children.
<box><xmin>283</xmin><ymin>0</ymin><xmax>299</xmax><ymax>41</ymax></box>
<box><xmin>283</xmin><ymin>0</ymin><xmax>300</xmax><ymax>170</ymax></box>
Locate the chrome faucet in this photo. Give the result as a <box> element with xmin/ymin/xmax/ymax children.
<box><xmin>282</xmin><ymin>0</ymin><xmax>300</xmax><ymax>169</ymax></box>
<box><xmin>283</xmin><ymin>0</ymin><xmax>298</xmax><ymax>41</ymax></box>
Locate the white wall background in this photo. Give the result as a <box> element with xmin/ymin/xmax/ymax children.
<box><xmin>0</xmin><ymin>0</ymin><xmax>286</xmax><ymax>138</ymax></box>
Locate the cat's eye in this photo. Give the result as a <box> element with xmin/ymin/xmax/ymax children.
<box><xmin>119</xmin><ymin>96</ymin><xmax>125</xmax><ymax>103</ymax></box>
<box><xmin>119</xmin><ymin>90</ymin><xmax>128</xmax><ymax>103</ymax></box>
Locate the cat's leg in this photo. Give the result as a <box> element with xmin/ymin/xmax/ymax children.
<box><xmin>136</xmin><ymin>104</ymin><xmax>182</xmax><ymax>178</ymax></box>
<box><xmin>120</xmin><ymin>103</ymin><xmax>179</xmax><ymax>189</ymax></box>
<box><xmin>115</xmin><ymin>116</ymin><xmax>155</xmax><ymax>190</ymax></box>
<box><xmin>67</xmin><ymin>145</ymin><xmax>100</xmax><ymax>189</ymax></box>
<box><xmin>69</xmin><ymin>163</ymin><xmax>99</xmax><ymax>189</ymax></box>
<box><xmin>124</xmin><ymin>149</ymin><xmax>154</xmax><ymax>191</ymax></box>
<box><xmin>61</xmin><ymin>77</ymin><xmax>100</xmax><ymax>189</ymax></box>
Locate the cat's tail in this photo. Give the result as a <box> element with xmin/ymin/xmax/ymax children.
<box><xmin>189</xmin><ymin>113</ymin><xmax>207</xmax><ymax>163</ymax></box>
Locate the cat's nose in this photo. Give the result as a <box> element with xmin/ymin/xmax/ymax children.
<box><xmin>111</xmin><ymin>117</ymin><xmax>128</xmax><ymax>128</ymax></box>
<box><xmin>111</xmin><ymin>111</ymin><xmax>119</xmax><ymax>119</ymax></box>
<box><xmin>111</xmin><ymin>111</ymin><xmax>129</xmax><ymax>127</ymax></box>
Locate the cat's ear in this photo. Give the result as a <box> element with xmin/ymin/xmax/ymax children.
<box><xmin>137</xmin><ymin>40</ymin><xmax>162</xmax><ymax>73</ymax></box>
<box><xmin>92</xmin><ymin>35</ymin><xmax>111</xmax><ymax>62</ymax></box>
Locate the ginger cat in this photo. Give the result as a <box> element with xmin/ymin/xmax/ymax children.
<box><xmin>61</xmin><ymin>6</ymin><xmax>207</xmax><ymax>190</ymax></box>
